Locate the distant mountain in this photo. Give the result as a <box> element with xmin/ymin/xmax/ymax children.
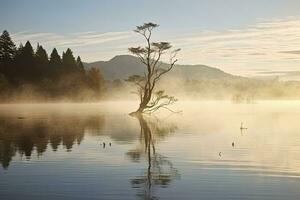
<box><xmin>84</xmin><ymin>55</ymin><xmax>238</xmax><ymax>80</ymax></box>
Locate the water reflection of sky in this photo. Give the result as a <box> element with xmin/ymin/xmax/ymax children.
<box><xmin>1</xmin><ymin>102</ymin><xmax>300</xmax><ymax>200</ymax></box>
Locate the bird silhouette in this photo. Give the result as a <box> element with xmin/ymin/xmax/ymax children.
<box><xmin>240</xmin><ymin>122</ymin><xmax>247</xmax><ymax>130</ymax></box>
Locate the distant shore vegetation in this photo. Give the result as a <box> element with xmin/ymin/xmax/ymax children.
<box><xmin>0</xmin><ymin>30</ymin><xmax>105</xmax><ymax>102</ymax></box>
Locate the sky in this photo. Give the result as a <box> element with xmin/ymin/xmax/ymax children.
<box><xmin>1</xmin><ymin>0</ymin><xmax>300</xmax><ymax>77</ymax></box>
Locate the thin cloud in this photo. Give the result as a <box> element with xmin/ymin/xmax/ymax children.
<box><xmin>10</xmin><ymin>16</ymin><xmax>300</xmax><ymax>77</ymax></box>
<box><xmin>280</xmin><ymin>50</ymin><xmax>300</xmax><ymax>55</ymax></box>
<box><xmin>168</xmin><ymin>17</ymin><xmax>300</xmax><ymax>76</ymax></box>
<box><xmin>11</xmin><ymin>31</ymin><xmax>136</xmax><ymax>60</ymax></box>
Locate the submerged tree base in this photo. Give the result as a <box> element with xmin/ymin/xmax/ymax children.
<box><xmin>129</xmin><ymin>111</ymin><xmax>143</xmax><ymax>117</ymax></box>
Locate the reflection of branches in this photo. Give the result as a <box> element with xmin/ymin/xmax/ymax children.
<box><xmin>127</xmin><ymin>115</ymin><xmax>180</xmax><ymax>200</ymax></box>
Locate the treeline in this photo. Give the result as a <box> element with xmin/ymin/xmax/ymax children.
<box><xmin>0</xmin><ymin>30</ymin><xmax>105</xmax><ymax>102</ymax></box>
<box><xmin>168</xmin><ymin>78</ymin><xmax>300</xmax><ymax>101</ymax></box>
<box><xmin>107</xmin><ymin>76</ymin><xmax>300</xmax><ymax>101</ymax></box>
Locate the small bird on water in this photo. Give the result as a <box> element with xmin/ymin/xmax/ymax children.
<box><xmin>240</xmin><ymin>122</ymin><xmax>247</xmax><ymax>130</ymax></box>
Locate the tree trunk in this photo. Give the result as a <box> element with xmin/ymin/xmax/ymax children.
<box><xmin>129</xmin><ymin>102</ymin><xmax>147</xmax><ymax>116</ymax></box>
<box><xmin>129</xmin><ymin>93</ymin><xmax>151</xmax><ymax>116</ymax></box>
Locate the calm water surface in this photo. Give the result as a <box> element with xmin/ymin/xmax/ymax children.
<box><xmin>0</xmin><ymin>101</ymin><xmax>300</xmax><ymax>200</ymax></box>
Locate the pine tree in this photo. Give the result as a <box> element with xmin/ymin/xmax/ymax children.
<box><xmin>15</xmin><ymin>41</ymin><xmax>36</xmax><ymax>81</ymax></box>
<box><xmin>0</xmin><ymin>30</ymin><xmax>16</xmax><ymax>63</ymax></box>
<box><xmin>35</xmin><ymin>44</ymin><xmax>48</xmax><ymax>64</ymax></box>
<box><xmin>62</xmin><ymin>48</ymin><xmax>76</xmax><ymax>72</ymax></box>
<box><xmin>49</xmin><ymin>48</ymin><xmax>62</xmax><ymax>79</ymax></box>
<box><xmin>49</xmin><ymin>48</ymin><xmax>61</xmax><ymax>66</ymax></box>
<box><xmin>35</xmin><ymin>44</ymin><xmax>49</xmax><ymax>77</ymax></box>
<box><xmin>13</xmin><ymin>43</ymin><xmax>24</xmax><ymax>66</ymax></box>
<box><xmin>76</xmin><ymin>56</ymin><xmax>85</xmax><ymax>72</ymax></box>
<box><xmin>9</xmin><ymin>43</ymin><xmax>24</xmax><ymax>82</ymax></box>
<box><xmin>0</xmin><ymin>30</ymin><xmax>16</xmax><ymax>76</ymax></box>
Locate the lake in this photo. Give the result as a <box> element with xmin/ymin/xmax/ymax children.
<box><xmin>0</xmin><ymin>101</ymin><xmax>300</xmax><ymax>200</ymax></box>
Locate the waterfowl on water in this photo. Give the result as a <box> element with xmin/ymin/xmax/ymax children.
<box><xmin>240</xmin><ymin>122</ymin><xmax>247</xmax><ymax>130</ymax></box>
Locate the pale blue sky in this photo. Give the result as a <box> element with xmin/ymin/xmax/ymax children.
<box><xmin>1</xmin><ymin>0</ymin><xmax>300</xmax><ymax>77</ymax></box>
<box><xmin>1</xmin><ymin>0</ymin><xmax>299</xmax><ymax>33</ymax></box>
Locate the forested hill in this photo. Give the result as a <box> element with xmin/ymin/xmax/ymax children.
<box><xmin>84</xmin><ymin>55</ymin><xmax>300</xmax><ymax>101</ymax></box>
<box><xmin>84</xmin><ymin>55</ymin><xmax>236</xmax><ymax>80</ymax></box>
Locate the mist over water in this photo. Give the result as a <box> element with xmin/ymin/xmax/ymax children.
<box><xmin>2</xmin><ymin>1</ymin><xmax>300</xmax><ymax>199</ymax></box>
<box><xmin>1</xmin><ymin>101</ymin><xmax>300</xmax><ymax>199</ymax></box>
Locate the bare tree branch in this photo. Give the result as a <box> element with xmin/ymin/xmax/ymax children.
<box><xmin>128</xmin><ymin>23</ymin><xmax>181</xmax><ymax>115</ymax></box>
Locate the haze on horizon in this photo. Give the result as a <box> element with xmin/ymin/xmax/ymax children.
<box><xmin>1</xmin><ymin>0</ymin><xmax>300</xmax><ymax>78</ymax></box>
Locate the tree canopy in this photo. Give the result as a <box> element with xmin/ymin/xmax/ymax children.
<box><xmin>0</xmin><ymin>30</ymin><xmax>16</xmax><ymax>63</ymax></box>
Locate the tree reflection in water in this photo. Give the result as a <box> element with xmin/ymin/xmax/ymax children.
<box><xmin>128</xmin><ymin>115</ymin><xmax>180</xmax><ymax>200</ymax></box>
<box><xmin>0</xmin><ymin>115</ymin><xmax>105</xmax><ymax>169</ymax></box>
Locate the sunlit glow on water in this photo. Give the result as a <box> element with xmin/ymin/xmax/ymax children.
<box><xmin>0</xmin><ymin>101</ymin><xmax>300</xmax><ymax>199</ymax></box>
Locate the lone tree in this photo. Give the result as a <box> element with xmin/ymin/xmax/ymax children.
<box><xmin>128</xmin><ymin>22</ymin><xmax>180</xmax><ymax>115</ymax></box>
